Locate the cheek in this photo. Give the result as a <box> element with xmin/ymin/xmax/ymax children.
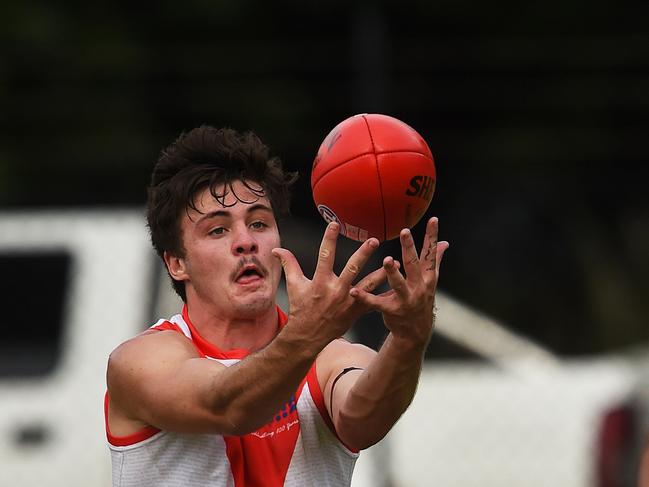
<box><xmin>271</xmin><ymin>256</ymin><xmax>282</xmax><ymax>280</ymax></box>
<box><xmin>270</xmin><ymin>231</ymin><xmax>281</xmax><ymax>249</ymax></box>
<box><xmin>262</xmin><ymin>232</ymin><xmax>281</xmax><ymax>255</ymax></box>
<box><xmin>263</xmin><ymin>240</ymin><xmax>282</xmax><ymax>280</ymax></box>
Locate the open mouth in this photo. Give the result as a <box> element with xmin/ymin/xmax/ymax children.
<box><xmin>235</xmin><ymin>264</ymin><xmax>264</xmax><ymax>283</ymax></box>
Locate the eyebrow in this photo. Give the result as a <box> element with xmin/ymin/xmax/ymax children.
<box><xmin>196</xmin><ymin>203</ymin><xmax>274</xmax><ymax>224</ymax></box>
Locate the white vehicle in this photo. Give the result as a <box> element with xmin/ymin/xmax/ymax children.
<box><xmin>0</xmin><ymin>209</ymin><xmax>645</xmax><ymax>486</ymax></box>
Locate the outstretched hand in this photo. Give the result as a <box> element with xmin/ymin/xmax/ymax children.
<box><xmin>349</xmin><ymin>217</ymin><xmax>449</xmax><ymax>349</ymax></box>
<box><xmin>272</xmin><ymin>222</ymin><xmax>390</xmax><ymax>343</ymax></box>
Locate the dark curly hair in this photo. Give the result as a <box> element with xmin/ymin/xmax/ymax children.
<box><xmin>146</xmin><ymin>125</ymin><xmax>298</xmax><ymax>301</ymax></box>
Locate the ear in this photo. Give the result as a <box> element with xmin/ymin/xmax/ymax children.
<box><xmin>164</xmin><ymin>250</ymin><xmax>189</xmax><ymax>282</ymax></box>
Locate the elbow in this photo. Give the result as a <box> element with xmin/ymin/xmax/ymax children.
<box><xmin>346</xmin><ymin>435</ymin><xmax>384</xmax><ymax>452</ymax></box>
<box><xmin>335</xmin><ymin>408</ymin><xmax>391</xmax><ymax>451</ymax></box>
<box><xmin>205</xmin><ymin>386</ymin><xmax>274</xmax><ymax>436</ymax></box>
<box><xmin>206</xmin><ymin>389</ymin><xmax>254</xmax><ymax>436</ymax></box>
<box><xmin>202</xmin><ymin>410</ymin><xmax>250</xmax><ymax>436</ymax></box>
<box><xmin>338</xmin><ymin>423</ymin><xmax>389</xmax><ymax>451</ymax></box>
<box><xmin>217</xmin><ymin>406</ymin><xmax>272</xmax><ymax>437</ymax></box>
<box><xmin>221</xmin><ymin>412</ymin><xmax>256</xmax><ymax>436</ymax></box>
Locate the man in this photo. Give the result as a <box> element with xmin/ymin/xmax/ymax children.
<box><xmin>105</xmin><ymin>125</ymin><xmax>448</xmax><ymax>486</ymax></box>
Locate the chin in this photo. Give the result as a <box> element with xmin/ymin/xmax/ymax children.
<box><xmin>232</xmin><ymin>296</ymin><xmax>275</xmax><ymax>318</ymax></box>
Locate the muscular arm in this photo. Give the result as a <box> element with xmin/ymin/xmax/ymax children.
<box><xmin>325</xmin><ymin>335</ymin><xmax>423</xmax><ymax>450</ymax></box>
<box><xmin>319</xmin><ymin>336</ymin><xmax>426</xmax><ymax>450</ymax></box>
<box><xmin>322</xmin><ymin>217</ymin><xmax>448</xmax><ymax>450</ymax></box>
<box><xmin>108</xmin><ymin>323</ymin><xmax>322</xmax><ymax>436</ymax></box>
<box><xmin>108</xmin><ymin>222</ymin><xmax>386</xmax><ymax>437</ymax></box>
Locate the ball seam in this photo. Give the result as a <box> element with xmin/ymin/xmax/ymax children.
<box><xmin>362</xmin><ymin>114</ymin><xmax>387</xmax><ymax>241</ymax></box>
<box><xmin>312</xmin><ymin>152</ymin><xmax>433</xmax><ymax>188</ymax></box>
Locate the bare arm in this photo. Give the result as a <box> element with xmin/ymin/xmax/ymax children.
<box><xmin>107</xmin><ymin>222</ymin><xmax>386</xmax><ymax>437</ymax></box>
<box><xmin>321</xmin><ymin>217</ymin><xmax>448</xmax><ymax>450</ymax></box>
<box><xmin>108</xmin><ymin>324</ymin><xmax>320</xmax><ymax>436</ymax></box>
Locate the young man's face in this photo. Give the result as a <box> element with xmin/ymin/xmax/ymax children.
<box><xmin>171</xmin><ymin>180</ymin><xmax>282</xmax><ymax>319</ymax></box>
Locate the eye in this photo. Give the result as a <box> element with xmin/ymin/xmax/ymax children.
<box><xmin>250</xmin><ymin>221</ymin><xmax>268</xmax><ymax>230</ymax></box>
<box><xmin>209</xmin><ymin>227</ymin><xmax>227</xmax><ymax>236</ymax></box>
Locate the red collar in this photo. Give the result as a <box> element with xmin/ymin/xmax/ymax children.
<box><xmin>181</xmin><ymin>304</ymin><xmax>288</xmax><ymax>359</ymax></box>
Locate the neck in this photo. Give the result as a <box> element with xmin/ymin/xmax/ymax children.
<box><xmin>184</xmin><ymin>301</ymin><xmax>280</xmax><ymax>352</ymax></box>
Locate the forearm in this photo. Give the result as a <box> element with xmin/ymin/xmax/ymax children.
<box><xmin>208</xmin><ymin>319</ymin><xmax>326</xmax><ymax>435</ymax></box>
<box><xmin>333</xmin><ymin>217</ymin><xmax>446</xmax><ymax>449</ymax></box>
<box><xmin>335</xmin><ymin>332</ymin><xmax>427</xmax><ymax>449</ymax></box>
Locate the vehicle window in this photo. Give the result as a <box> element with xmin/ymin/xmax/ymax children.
<box><xmin>0</xmin><ymin>251</ymin><xmax>71</xmax><ymax>377</ymax></box>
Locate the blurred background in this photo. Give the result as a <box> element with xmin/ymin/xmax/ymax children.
<box><xmin>2</xmin><ymin>0</ymin><xmax>647</xmax><ymax>354</ymax></box>
<box><xmin>1</xmin><ymin>1</ymin><xmax>648</xmax><ymax>486</ymax></box>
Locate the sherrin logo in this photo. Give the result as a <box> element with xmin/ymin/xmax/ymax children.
<box><xmin>405</xmin><ymin>175</ymin><xmax>435</xmax><ymax>200</ymax></box>
<box><xmin>317</xmin><ymin>204</ymin><xmax>341</xmax><ymax>226</ymax></box>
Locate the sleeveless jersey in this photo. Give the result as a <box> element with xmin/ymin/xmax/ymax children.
<box><xmin>105</xmin><ymin>306</ymin><xmax>359</xmax><ymax>487</ymax></box>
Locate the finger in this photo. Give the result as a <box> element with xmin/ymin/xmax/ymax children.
<box><xmin>313</xmin><ymin>222</ymin><xmax>340</xmax><ymax>281</ymax></box>
<box><xmin>349</xmin><ymin>286</ymin><xmax>385</xmax><ymax>310</ymax></box>
<box><xmin>383</xmin><ymin>256</ymin><xmax>408</xmax><ymax>298</ymax></box>
<box><xmin>420</xmin><ymin>217</ymin><xmax>439</xmax><ymax>272</ymax></box>
<box><xmin>400</xmin><ymin>228</ymin><xmax>423</xmax><ymax>282</ymax></box>
<box><xmin>435</xmin><ymin>241</ymin><xmax>450</xmax><ymax>273</ymax></box>
<box><xmin>271</xmin><ymin>248</ymin><xmax>305</xmax><ymax>286</ymax></box>
<box><xmin>423</xmin><ymin>240</ymin><xmax>449</xmax><ymax>290</ymax></box>
<box><xmin>339</xmin><ymin>237</ymin><xmax>379</xmax><ymax>286</ymax></box>
<box><xmin>353</xmin><ymin>258</ymin><xmax>400</xmax><ymax>293</ymax></box>
<box><xmin>353</xmin><ymin>265</ymin><xmax>386</xmax><ymax>293</ymax></box>
<box><xmin>349</xmin><ymin>283</ymin><xmax>399</xmax><ymax>313</ymax></box>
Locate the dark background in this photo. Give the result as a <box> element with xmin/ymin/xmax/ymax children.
<box><xmin>1</xmin><ymin>0</ymin><xmax>647</xmax><ymax>356</ymax></box>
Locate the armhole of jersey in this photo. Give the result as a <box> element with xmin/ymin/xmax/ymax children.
<box><xmin>306</xmin><ymin>362</ymin><xmax>360</xmax><ymax>454</ymax></box>
<box><xmin>150</xmin><ymin>320</ymin><xmax>182</xmax><ymax>333</ymax></box>
<box><xmin>104</xmin><ymin>392</ymin><xmax>160</xmax><ymax>447</ymax></box>
<box><xmin>105</xmin><ymin>318</ymin><xmax>202</xmax><ymax>447</ymax></box>
<box><xmin>150</xmin><ymin>319</ymin><xmax>203</xmax><ymax>356</ymax></box>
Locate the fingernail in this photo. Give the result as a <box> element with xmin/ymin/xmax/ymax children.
<box><xmin>367</xmin><ymin>238</ymin><xmax>379</xmax><ymax>248</ymax></box>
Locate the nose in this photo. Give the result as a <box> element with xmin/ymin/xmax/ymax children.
<box><xmin>231</xmin><ymin>226</ymin><xmax>258</xmax><ymax>255</ymax></box>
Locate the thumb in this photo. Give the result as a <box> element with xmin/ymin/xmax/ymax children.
<box><xmin>272</xmin><ymin>248</ymin><xmax>305</xmax><ymax>284</ymax></box>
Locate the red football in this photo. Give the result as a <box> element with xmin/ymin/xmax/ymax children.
<box><xmin>311</xmin><ymin>113</ymin><xmax>436</xmax><ymax>241</ymax></box>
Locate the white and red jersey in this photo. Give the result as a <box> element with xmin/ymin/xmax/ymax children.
<box><xmin>105</xmin><ymin>306</ymin><xmax>359</xmax><ymax>487</ymax></box>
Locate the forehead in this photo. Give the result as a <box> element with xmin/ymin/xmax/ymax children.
<box><xmin>190</xmin><ymin>180</ymin><xmax>272</xmax><ymax>216</ymax></box>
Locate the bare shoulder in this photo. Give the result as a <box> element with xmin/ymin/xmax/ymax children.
<box><xmin>106</xmin><ymin>330</ymin><xmax>208</xmax><ymax>435</ymax></box>
<box><xmin>109</xmin><ymin>330</ymin><xmax>198</xmax><ymax>370</ymax></box>
<box><xmin>107</xmin><ymin>330</ymin><xmax>199</xmax><ymax>401</ymax></box>
<box><xmin>316</xmin><ymin>338</ymin><xmax>376</xmax><ymax>388</ymax></box>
